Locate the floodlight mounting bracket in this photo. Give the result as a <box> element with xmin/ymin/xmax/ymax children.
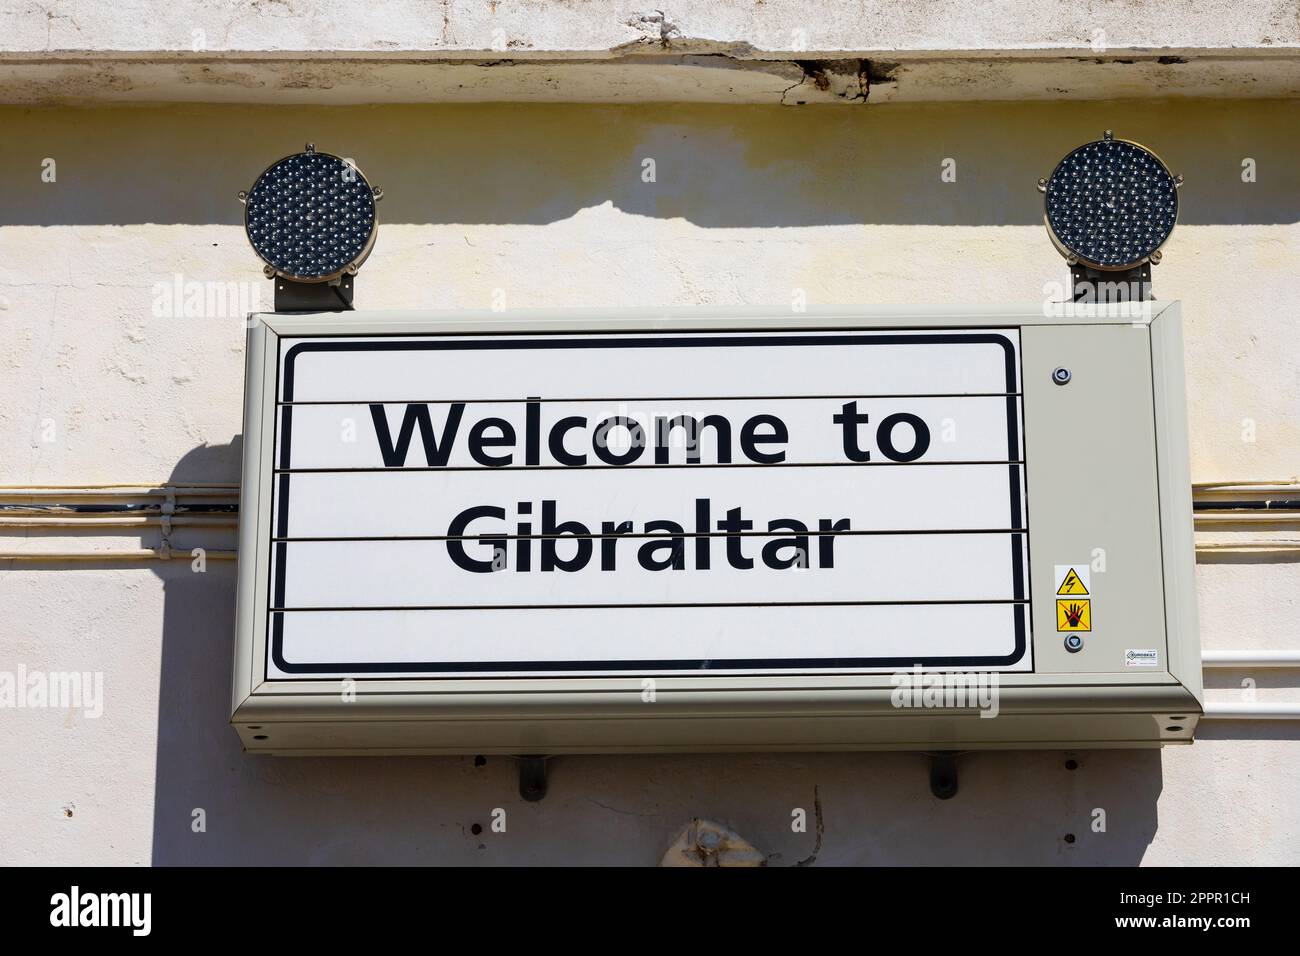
<box><xmin>929</xmin><ymin>751</ymin><xmax>959</xmax><ymax>799</ymax></box>
<box><xmin>517</xmin><ymin>755</ymin><xmax>549</xmax><ymax>802</ymax></box>
<box><xmin>1070</xmin><ymin>262</ymin><xmax>1152</xmax><ymax>303</ymax></box>
<box><xmin>272</xmin><ymin>274</ymin><xmax>355</xmax><ymax>313</ymax></box>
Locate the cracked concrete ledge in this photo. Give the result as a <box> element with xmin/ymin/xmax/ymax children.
<box><xmin>1</xmin><ymin>51</ymin><xmax>1297</xmax><ymax>106</ymax></box>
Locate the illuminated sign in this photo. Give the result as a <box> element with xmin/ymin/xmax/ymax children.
<box><xmin>232</xmin><ymin>307</ymin><xmax>1201</xmax><ymax>754</ymax></box>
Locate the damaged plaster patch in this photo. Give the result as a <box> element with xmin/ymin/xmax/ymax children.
<box><xmin>660</xmin><ymin>819</ymin><xmax>765</xmax><ymax>867</ymax></box>
<box><xmin>781</xmin><ymin>59</ymin><xmax>873</xmax><ymax>104</ymax></box>
<box><xmin>626</xmin><ymin>10</ymin><xmax>684</xmax><ymax>47</ymax></box>
<box><xmin>795</xmin><ymin>60</ymin><xmax>833</xmax><ymax>92</ymax></box>
<box><xmin>615</xmin><ymin>10</ymin><xmax>757</xmax><ymax>56</ymax></box>
<box><xmin>866</xmin><ymin>60</ymin><xmax>901</xmax><ymax>86</ymax></box>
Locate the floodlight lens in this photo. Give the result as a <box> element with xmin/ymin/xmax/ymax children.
<box><xmin>1044</xmin><ymin>138</ymin><xmax>1178</xmax><ymax>270</ymax></box>
<box><xmin>244</xmin><ymin>150</ymin><xmax>377</xmax><ymax>281</ymax></box>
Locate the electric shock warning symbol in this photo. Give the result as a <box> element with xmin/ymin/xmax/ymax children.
<box><xmin>1057</xmin><ymin>599</ymin><xmax>1091</xmax><ymax>632</ymax></box>
<box><xmin>1056</xmin><ymin>568</ymin><xmax>1089</xmax><ymax>595</ymax></box>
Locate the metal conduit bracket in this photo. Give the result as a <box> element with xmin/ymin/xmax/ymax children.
<box><xmin>159</xmin><ymin>487</ymin><xmax>176</xmax><ymax>558</ymax></box>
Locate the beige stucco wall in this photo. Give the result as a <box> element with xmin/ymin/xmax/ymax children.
<box><xmin>1</xmin><ymin>99</ymin><xmax>1297</xmax><ymax>864</ymax></box>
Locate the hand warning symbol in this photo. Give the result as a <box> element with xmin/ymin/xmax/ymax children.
<box><xmin>1057</xmin><ymin>598</ymin><xmax>1091</xmax><ymax>632</ymax></box>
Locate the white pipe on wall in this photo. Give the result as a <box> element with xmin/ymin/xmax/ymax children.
<box><xmin>0</xmin><ymin>549</ymin><xmax>237</xmax><ymax>561</ymax></box>
<box><xmin>1200</xmin><ymin>653</ymin><xmax>1300</xmax><ymax>721</ymax></box>
<box><xmin>3</xmin><ymin>485</ymin><xmax>1299</xmax><ymax>721</ymax></box>
<box><xmin>1201</xmin><ymin>703</ymin><xmax>1300</xmax><ymax>720</ymax></box>
<box><xmin>1202</xmin><ymin>650</ymin><xmax>1300</xmax><ymax>667</ymax></box>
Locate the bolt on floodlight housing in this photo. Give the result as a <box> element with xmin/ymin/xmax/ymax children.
<box><xmin>238</xmin><ymin>144</ymin><xmax>382</xmax><ymax>312</ymax></box>
<box><xmin>1038</xmin><ymin>130</ymin><xmax>1182</xmax><ymax>303</ymax></box>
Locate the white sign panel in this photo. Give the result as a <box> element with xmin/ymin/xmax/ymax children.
<box><xmin>267</xmin><ymin>330</ymin><xmax>1031</xmax><ymax>677</ymax></box>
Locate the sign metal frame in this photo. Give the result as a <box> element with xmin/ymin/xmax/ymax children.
<box><xmin>232</xmin><ymin>304</ymin><xmax>1202</xmax><ymax>754</ymax></box>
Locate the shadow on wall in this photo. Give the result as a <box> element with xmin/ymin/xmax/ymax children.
<box><xmin>2</xmin><ymin>100</ymin><xmax>1298</xmax><ymax>230</ymax></box>
<box><xmin>144</xmin><ymin>447</ymin><xmax>1185</xmax><ymax>865</ymax></box>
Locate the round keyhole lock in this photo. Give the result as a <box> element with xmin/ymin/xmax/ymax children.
<box><xmin>1064</xmin><ymin>634</ymin><xmax>1084</xmax><ymax>653</ymax></box>
<box><xmin>1052</xmin><ymin>367</ymin><xmax>1072</xmax><ymax>386</ymax></box>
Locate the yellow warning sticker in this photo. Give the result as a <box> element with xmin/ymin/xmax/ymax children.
<box><xmin>1056</xmin><ymin>568</ymin><xmax>1089</xmax><ymax>596</ymax></box>
<box><xmin>1057</xmin><ymin>599</ymin><xmax>1091</xmax><ymax>632</ymax></box>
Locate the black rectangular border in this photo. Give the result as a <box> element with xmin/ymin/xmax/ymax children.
<box><xmin>268</xmin><ymin>331</ymin><xmax>1029</xmax><ymax>676</ymax></box>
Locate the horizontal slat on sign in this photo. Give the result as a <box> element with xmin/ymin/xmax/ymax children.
<box><xmin>281</xmin><ymin>396</ymin><xmax>1017</xmax><ymax>470</ymax></box>
<box><xmin>274</xmin><ymin>533</ymin><xmax>1025</xmax><ymax>608</ymax></box>
<box><xmin>269</xmin><ymin>603</ymin><xmax>1028</xmax><ymax>675</ymax></box>
<box><xmin>274</xmin><ymin>465</ymin><xmax>1022</xmax><ymax>539</ymax></box>
<box><xmin>278</xmin><ymin>332</ymin><xmax>1020</xmax><ymax>403</ymax></box>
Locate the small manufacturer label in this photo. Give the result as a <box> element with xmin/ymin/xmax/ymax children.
<box><xmin>1057</xmin><ymin>599</ymin><xmax>1091</xmax><ymax>632</ymax></box>
<box><xmin>1125</xmin><ymin>648</ymin><xmax>1159</xmax><ymax>667</ymax></box>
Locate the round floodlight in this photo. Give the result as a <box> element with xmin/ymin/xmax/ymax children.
<box><xmin>1040</xmin><ymin>131</ymin><xmax>1181</xmax><ymax>271</ymax></box>
<box><xmin>239</xmin><ymin>144</ymin><xmax>381</xmax><ymax>283</ymax></box>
